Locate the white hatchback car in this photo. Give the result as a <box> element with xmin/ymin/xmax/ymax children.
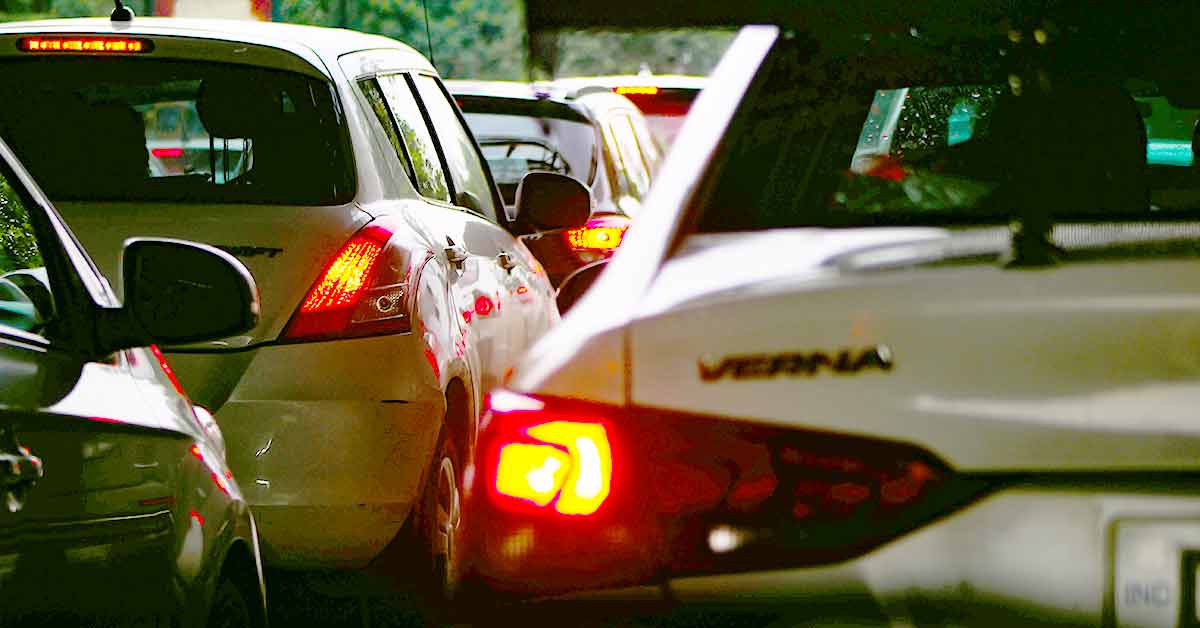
<box><xmin>0</xmin><ymin>15</ymin><xmax>587</xmax><ymax>596</ymax></box>
<box><xmin>461</xmin><ymin>9</ymin><xmax>1200</xmax><ymax>628</ymax></box>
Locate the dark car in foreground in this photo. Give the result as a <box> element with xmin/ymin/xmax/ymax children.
<box><xmin>448</xmin><ymin>80</ymin><xmax>660</xmax><ymax>287</ymax></box>
<box><xmin>0</xmin><ymin>135</ymin><xmax>265</xmax><ymax>627</ymax></box>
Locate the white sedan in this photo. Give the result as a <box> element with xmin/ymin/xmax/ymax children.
<box><xmin>459</xmin><ymin>8</ymin><xmax>1200</xmax><ymax>628</ymax></box>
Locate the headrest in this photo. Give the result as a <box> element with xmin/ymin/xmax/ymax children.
<box><xmin>986</xmin><ymin>84</ymin><xmax>1146</xmax><ymax>214</ymax></box>
<box><xmin>196</xmin><ymin>76</ymin><xmax>285</xmax><ymax>139</ymax></box>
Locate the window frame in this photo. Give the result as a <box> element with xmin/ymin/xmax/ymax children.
<box><xmin>0</xmin><ymin>140</ymin><xmax>114</xmax><ymax>351</ymax></box>
<box><xmin>357</xmin><ymin>75</ymin><xmax>420</xmax><ymax>193</ymax></box>
<box><xmin>408</xmin><ymin>73</ymin><xmax>508</xmax><ymax>225</ymax></box>
<box><xmin>375</xmin><ymin>72</ymin><xmax>454</xmax><ymax>204</ymax></box>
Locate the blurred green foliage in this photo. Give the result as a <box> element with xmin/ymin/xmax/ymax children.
<box><xmin>553</xmin><ymin>29</ymin><xmax>734</xmax><ymax>77</ymax></box>
<box><xmin>0</xmin><ymin>177</ymin><xmax>42</xmax><ymax>273</ymax></box>
<box><xmin>0</xmin><ymin>0</ymin><xmax>730</xmax><ymax>80</ymax></box>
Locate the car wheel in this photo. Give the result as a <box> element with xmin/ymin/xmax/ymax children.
<box><xmin>417</xmin><ymin>428</ymin><xmax>463</xmax><ymax>613</ymax></box>
<box><xmin>207</xmin><ymin>578</ymin><xmax>253</xmax><ymax>628</ymax></box>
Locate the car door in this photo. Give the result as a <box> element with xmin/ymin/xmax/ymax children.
<box><xmin>409</xmin><ymin>73</ymin><xmax>559</xmax><ymax>381</ymax></box>
<box><xmin>369</xmin><ymin>72</ymin><xmax>515</xmax><ymax>393</ymax></box>
<box><xmin>602</xmin><ymin>112</ymin><xmax>655</xmax><ymax>216</ymax></box>
<box><xmin>0</xmin><ymin>147</ymin><xmax>196</xmax><ymax>623</ymax></box>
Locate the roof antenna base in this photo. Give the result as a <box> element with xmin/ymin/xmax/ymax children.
<box><xmin>111</xmin><ymin>0</ymin><xmax>134</xmax><ymax>22</ymax></box>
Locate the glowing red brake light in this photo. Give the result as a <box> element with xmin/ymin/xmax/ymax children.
<box><xmin>495</xmin><ymin>421</ymin><xmax>613</xmax><ymax>516</ymax></box>
<box><xmin>614</xmin><ymin>86</ymin><xmax>659</xmax><ymax>96</ymax></box>
<box><xmin>280</xmin><ymin>223</ymin><xmax>415</xmax><ymax>343</ymax></box>
<box><xmin>18</xmin><ymin>36</ymin><xmax>154</xmax><ymax>54</ymax></box>
<box><xmin>151</xmin><ymin>147</ymin><xmax>183</xmax><ymax>158</ymax></box>
<box><xmin>300</xmin><ymin>238</ymin><xmax>385</xmax><ymax>313</ymax></box>
<box><xmin>469</xmin><ymin>392</ymin><xmax>986</xmax><ymax>594</ymax></box>
<box><xmin>564</xmin><ymin>216</ymin><xmax>630</xmax><ymax>256</ymax></box>
<box><xmin>485</xmin><ymin>393</ymin><xmax>614</xmax><ymax>517</ymax></box>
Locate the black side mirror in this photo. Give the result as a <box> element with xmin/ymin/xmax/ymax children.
<box><xmin>514</xmin><ymin>172</ymin><xmax>591</xmax><ymax>232</ymax></box>
<box><xmin>101</xmin><ymin>238</ymin><xmax>260</xmax><ymax>351</ymax></box>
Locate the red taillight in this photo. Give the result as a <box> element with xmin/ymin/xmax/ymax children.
<box><xmin>495</xmin><ymin>421</ymin><xmax>613</xmax><ymax>516</ymax></box>
<box><xmin>564</xmin><ymin>216</ymin><xmax>630</xmax><ymax>259</ymax></box>
<box><xmin>614</xmin><ymin>86</ymin><xmax>659</xmax><ymax>96</ymax></box>
<box><xmin>474</xmin><ymin>294</ymin><xmax>495</xmax><ymax>317</ymax></box>
<box><xmin>280</xmin><ymin>224</ymin><xmax>413</xmax><ymax>343</ymax></box>
<box><xmin>484</xmin><ymin>393</ymin><xmax>614</xmax><ymax>517</ymax></box>
<box><xmin>470</xmin><ymin>391</ymin><xmax>986</xmax><ymax>592</ymax></box>
<box><xmin>151</xmin><ymin>147</ymin><xmax>183</xmax><ymax>158</ymax></box>
<box><xmin>300</xmin><ymin>236</ymin><xmax>385</xmax><ymax>312</ymax></box>
<box><xmin>612</xmin><ymin>88</ymin><xmax>696</xmax><ymax>116</ymax></box>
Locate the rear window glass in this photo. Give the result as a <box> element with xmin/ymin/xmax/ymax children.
<box><xmin>462</xmin><ymin>112</ymin><xmax>597</xmax><ymax>205</ymax></box>
<box><xmin>697</xmin><ymin>33</ymin><xmax>1200</xmax><ymax>232</ymax></box>
<box><xmin>0</xmin><ymin>59</ymin><xmax>354</xmax><ymax>206</ymax></box>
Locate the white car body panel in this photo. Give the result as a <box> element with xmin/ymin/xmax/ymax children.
<box><xmin>56</xmin><ymin>201</ymin><xmax>372</xmax><ymax>345</ymax></box>
<box><xmin>630</xmin><ymin>230</ymin><xmax>1200</xmax><ymax>472</ymax></box>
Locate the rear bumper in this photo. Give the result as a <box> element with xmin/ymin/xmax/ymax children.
<box><xmin>471</xmin><ymin>488</ymin><xmax>1200</xmax><ymax>627</ymax></box>
<box><xmin>168</xmin><ymin>334</ymin><xmax>445</xmax><ymax>570</ymax></box>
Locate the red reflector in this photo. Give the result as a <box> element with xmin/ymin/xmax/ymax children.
<box><xmin>18</xmin><ymin>36</ymin><xmax>154</xmax><ymax>54</ymax></box>
<box><xmin>474</xmin><ymin>295</ymin><xmax>495</xmax><ymax>317</ymax></box>
<box><xmin>151</xmin><ymin>147</ymin><xmax>183</xmax><ymax>158</ymax></box>
<box><xmin>190</xmin><ymin>510</ymin><xmax>205</xmax><ymax>526</ymax></box>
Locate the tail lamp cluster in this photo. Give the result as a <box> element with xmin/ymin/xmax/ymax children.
<box><xmin>281</xmin><ymin>223</ymin><xmax>417</xmax><ymax>343</ymax></box>
<box><xmin>486</xmin><ymin>391</ymin><xmax>613</xmax><ymax>517</ymax></box>
<box><xmin>564</xmin><ymin>216</ymin><xmax>630</xmax><ymax>263</ymax></box>
<box><xmin>475</xmin><ymin>391</ymin><xmax>985</xmax><ymax>585</ymax></box>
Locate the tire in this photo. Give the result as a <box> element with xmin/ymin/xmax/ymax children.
<box><xmin>414</xmin><ymin>427</ymin><xmax>463</xmax><ymax>620</ymax></box>
<box><xmin>207</xmin><ymin>578</ymin><xmax>253</xmax><ymax>628</ymax></box>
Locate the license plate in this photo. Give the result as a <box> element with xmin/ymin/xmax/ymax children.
<box><xmin>1115</xmin><ymin>520</ymin><xmax>1200</xmax><ymax>627</ymax></box>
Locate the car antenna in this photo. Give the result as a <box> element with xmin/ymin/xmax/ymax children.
<box><xmin>110</xmin><ymin>0</ymin><xmax>134</xmax><ymax>22</ymax></box>
<box><xmin>420</xmin><ymin>0</ymin><xmax>436</xmax><ymax>70</ymax></box>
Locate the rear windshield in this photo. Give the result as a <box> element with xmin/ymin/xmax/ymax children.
<box><xmin>459</xmin><ymin>104</ymin><xmax>597</xmax><ymax>206</ymax></box>
<box><xmin>0</xmin><ymin>58</ymin><xmax>354</xmax><ymax>205</ymax></box>
<box><xmin>697</xmin><ymin>21</ymin><xmax>1200</xmax><ymax>232</ymax></box>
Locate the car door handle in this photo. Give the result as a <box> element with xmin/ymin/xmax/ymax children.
<box><xmin>496</xmin><ymin>251</ymin><xmax>517</xmax><ymax>273</ymax></box>
<box><xmin>445</xmin><ymin>244</ymin><xmax>469</xmax><ymax>268</ymax></box>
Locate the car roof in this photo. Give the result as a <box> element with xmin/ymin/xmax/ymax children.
<box><xmin>447</xmin><ymin>79</ymin><xmax>595</xmax><ymax>124</ymax></box>
<box><xmin>444</xmin><ymin>79</ymin><xmax>550</xmax><ymax>101</ymax></box>
<box><xmin>0</xmin><ymin>17</ymin><xmax>433</xmax><ymax>72</ymax></box>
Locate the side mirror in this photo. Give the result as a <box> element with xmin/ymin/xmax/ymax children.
<box><xmin>514</xmin><ymin>171</ymin><xmax>591</xmax><ymax>232</ymax></box>
<box><xmin>103</xmin><ymin>238</ymin><xmax>260</xmax><ymax>351</ymax></box>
